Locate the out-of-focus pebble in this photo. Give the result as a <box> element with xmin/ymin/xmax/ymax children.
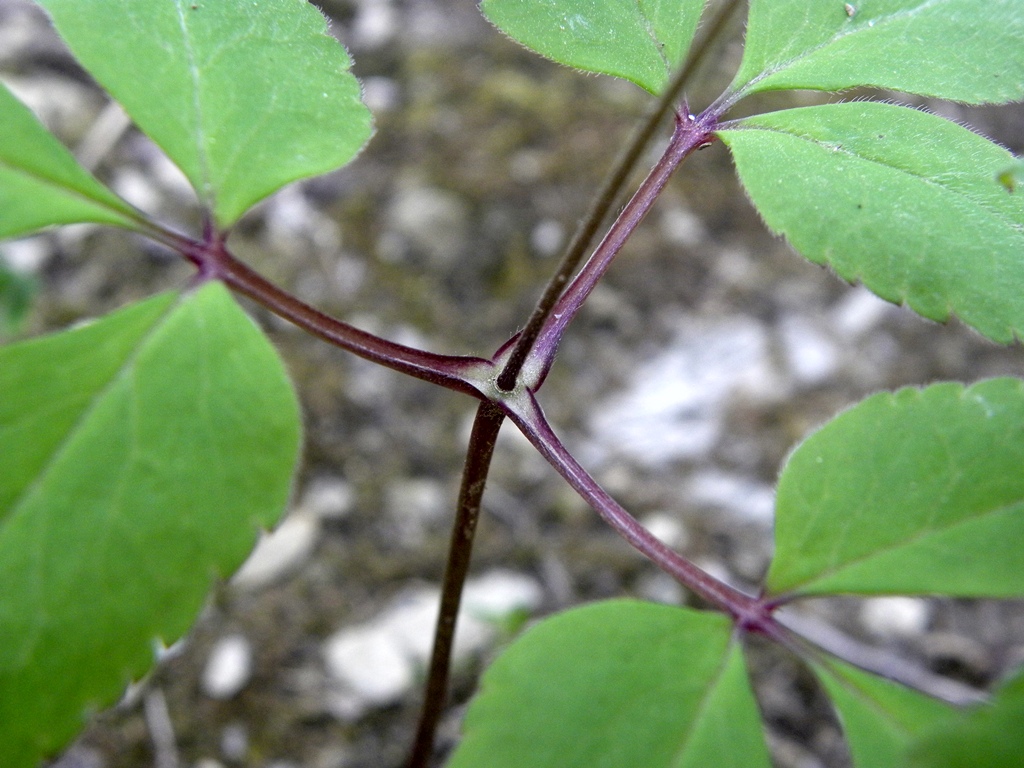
<box><xmin>361</xmin><ymin>76</ymin><xmax>400</xmax><ymax>114</ymax></box>
<box><xmin>301</xmin><ymin>476</ymin><xmax>355</xmax><ymax>521</ymax></box>
<box><xmin>530</xmin><ymin>219</ymin><xmax>564</xmax><ymax>257</ymax></box>
<box><xmin>3</xmin><ymin>74</ymin><xmax>99</xmax><ymax>140</ymax></box>
<box><xmin>634</xmin><ymin>572</ymin><xmax>685</xmax><ymax>605</ymax></box>
<box><xmin>588</xmin><ymin>317</ymin><xmax>782</xmax><ymax>467</ymax></box>
<box><xmin>312</xmin><ymin>745</ymin><xmax>352</xmax><ymax>768</ymax></box>
<box><xmin>461</xmin><ymin>569</ymin><xmax>544</xmax><ymax>621</ymax></box>
<box><xmin>220</xmin><ymin>722</ymin><xmax>249</xmax><ymax>762</ymax></box>
<box><xmin>860</xmin><ymin>597</ymin><xmax>931</xmax><ymax>640</ymax></box>
<box><xmin>385</xmin><ymin>478</ymin><xmax>448</xmax><ymax>547</ymax></box>
<box><xmin>382</xmin><ymin>181</ymin><xmax>469</xmax><ymax>267</ymax></box>
<box><xmin>201</xmin><ymin>635</ymin><xmax>254</xmax><ymax>700</ymax></box>
<box><xmin>777</xmin><ymin>314</ymin><xmax>840</xmax><ymax>386</ymax></box>
<box><xmin>832</xmin><ymin>285</ymin><xmax>893</xmax><ymax>338</ymax></box>
<box><xmin>639</xmin><ymin>512</ymin><xmax>689</xmax><ymax>550</ymax></box>
<box><xmin>112</xmin><ymin>168</ymin><xmax>163</xmax><ymax>214</ymax></box>
<box><xmin>0</xmin><ymin>236</ymin><xmax>51</xmax><ymax>273</ymax></box>
<box><xmin>323</xmin><ymin>570</ymin><xmax>542</xmax><ymax>720</ymax></box>
<box><xmin>659</xmin><ymin>205</ymin><xmax>704</xmax><ymax>247</ymax></box>
<box><xmin>231</xmin><ymin>512</ymin><xmax>321</xmax><ymax>591</ymax></box>
<box><xmin>686</xmin><ymin>470</ymin><xmax>776</xmax><ymax>524</ymax></box>
<box><xmin>351</xmin><ymin>0</ymin><xmax>397</xmax><ymax>50</ymax></box>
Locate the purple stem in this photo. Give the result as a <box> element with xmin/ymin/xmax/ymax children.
<box><xmin>493</xmin><ymin>0</ymin><xmax>744</xmax><ymax>393</ymax></box>
<box><xmin>177</xmin><ymin>233</ymin><xmax>495</xmax><ymax>399</ymax></box>
<box><xmin>523</xmin><ymin>110</ymin><xmax>719</xmax><ymax>388</ymax></box>
<box><xmin>501</xmin><ymin>389</ymin><xmax>787</xmax><ymax>640</ymax></box>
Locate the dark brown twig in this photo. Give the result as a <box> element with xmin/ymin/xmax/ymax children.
<box><xmin>408</xmin><ymin>402</ymin><xmax>506</xmax><ymax>768</ymax></box>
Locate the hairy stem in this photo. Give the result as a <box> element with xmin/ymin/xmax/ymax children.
<box><xmin>408</xmin><ymin>402</ymin><xmax>506</xmax><ymax>768</ymax></box>
<box><xmin>495</xmin><ymin>0</ymin><xmax>742</xmax><ymax>392</ymax></box>
<box><xmin>503</xmin><ymin>392</ymin><xmax>785</xmax><ymax>640</ymax></box>
<box><xmin>523</xmin><ymin>110</ymin><xmax>718</xmax><ymax>387</ymax></box>
<box><xmin>178</xmin><ymin>235</ymin><xmax>494</xmax><ymax>398</ymax></box>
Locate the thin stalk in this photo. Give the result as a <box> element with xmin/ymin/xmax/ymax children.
<box><xmin>776</xmin><ymin>609</ymin><xmax>985</xmax><ymax>707</ymax></box>
<box><xmin>178</xmin><ymin>236</ymin><xmax>494</xmax><ymax>398</ymax></box>
<box><xmin>408</xmin><ymin>402</ymin><xmax>506</xmax><ymax>768</ymax></box>
<box><xmin>524</xmin><ymin>111</ymin><xmax>718</xmax><ymax>386</ymax></box>
<box><xmin>495</xmin><ymin>0</ymin><xmax>742</xmax><ymax>392</ymax></box>
<box><xmin>504</xmin><ymin>391</ymin><xmax>787</xmax><ymax>640</ymax></box>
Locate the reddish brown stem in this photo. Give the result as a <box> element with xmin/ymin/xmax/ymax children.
<box><xmin>180</xmin><ymin>236</ymin><xmax>495</xmax><ymax>399</ymax></box>
<box><xmin>408</xmin><ymin>402</ymin><xmax>506</xmax><ymax>768</ymax></box>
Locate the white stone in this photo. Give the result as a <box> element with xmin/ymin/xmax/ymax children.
<box><xmin>112</xmin><ymin>167</ymin><xmax>163</xmax><ymax>213</ymax></box>
<box><xmin>860</xmin><ymin>597</ymin><xmax>931</xmax><ymax>640</ymax></box>
<box><xmin>0</xmin><ymin>236</ymin><xmax>50</xmax><ymax>273</ymax></box>
<box><xmin>300</xmin><ymin>476</ymin><xmax>355</xmax><ymax>521</ymax></box>
<box><xmin>530</xmin><ymin>219</ymin><xmax>565</xmax><ymax>257</ymax></box>
<box><xmin>659</xmin><ymin>205</ymin><xmax>704</xmax><ymax>246</ymax></box>
<box><xmin>461</xmin><ymin>569</ymin><xmax>544</xmax><ymax>620</ymax></box>
<box><xmin>150</xmin><ymin>152</ymin><xmax>195</xmax><ymax>199</ymax></box>
<box><xmin>589</xmin><ymin>317</ymin><xmax>782</xmax><ymax>467</ymax></box>
<box><xmin>323</xmin><ymin>571</ymin><xmax>542</xmax><ymax>720</ymax></box>
<box><xmin>385</xmin><ymin>478</ymin><xmax>448</xmax><ymax>547</ymax></box>
<box><xmin>231</xmin><ymin>512</ymin><xmax>320</xmax><ymax>591</ymax></box>
<box><xmin>324</xmin><ymin>588</ymin><xmax>443</xmax><ymax>720</ymax></box>
<box><xmin>352</xmin><ymin>0</ymin><xmax>397</xmax><ymax>49</ymax></box>
<box><xmin>687</xmin><ymin>470</ymin><xmax>776</xmax><ymax>524</ymax></box>
<box><xmin>638</xmin><ymin>512</ymin><xmax>689</xmax><ymax>550</ymax></box>
<box><xmin>386</xmin><ymin>182</ymin><xmax>469</xmax><ymax>266</ymax></box>
<box><xmin>324</xmin><ymin>622</ymin><xmax>414</xmax><ymax>708</ymax></box>
<box><xmin>634</xmin><ymin>572</ymin><xmax>685</xmax><ymax>605</ymax></box>
<box><xmin>509</xmin><ymin>149</ymin><xmax>546</xmax><ymax>183</ymax></box>
<box><xmin>220</xmin><ymin>722</ymin><xmax>248</xmax><ymax>761</ymax></box>
<box><xmin>832</xmin><ymin>286</ymin><xmax>893</xmax><ymax>337</ymax></box>
<box><xmin>202</xmin><ymin>635</ymin><xmax>253</xmax><ymax>700</ymax></box>
<box><xmin>2</xmin><ymin>74</ymin><xmax>97</xmax><ymax>138</ymax></box>
<box><xmin>361</xmin><ymin>76</ymin><xmax>400</xmax><ymax>114</ymax></box>
<box><xmin>777</xmin><ymin>314</ymin><xmax>840</xmax><ymax>386</ymax></box>
<box><xmin>75</xmin><ymin>99</ymin><xmax>131</xmax><ymax>171</ymax></box>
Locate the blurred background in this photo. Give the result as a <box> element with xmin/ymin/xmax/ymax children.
<box><xmin>3</xmin><ymin>0</ymin><xmax>1024</xmax><ymax>766</ymax></box>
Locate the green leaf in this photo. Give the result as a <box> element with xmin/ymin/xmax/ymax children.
<box><xmin>34</xmin><ymin>0</ymin><xmax>373</xmax><ymax>228</ymax></box>
<box><xmin>765</xmin><ymin>379</ymin><xmax>1024</xmax><ymax>598</ymax></box>
<box><xmin>815</xmin><ymin>658</ymin><xmax>953</xmax><ymax>768</ymax></box>
<box><xmin>729</xmin><ymin>0</ymin><xmax>1024</xmax><ymax>104</ymax></box>
<box><xmin>907</xmin><ymin>668</ymin><xmax>1024</xmax><ymax>768</ymax></box>
<box><xmin>481</xmin><ymin>0</ymin><xmax>707</xmax><ymax>96</ymax></box>
<box><xmin>0</xmin><ymin>282</ymin><xmax>301</xmax><ymax>765</ymax></box>
<box><xmin>718</xmin><ymin>102</ymin><xmax>1024</xmax><ymax>343</ymax></box>
<box><xmin>449</xmin><ymin>600</ymin><xmax>771</xmax><ymax>768</ymax></box>
<box><xmin>0</xmin><ymin>83</ymin><xmax>143</xmax><ymax>238</ymax></box>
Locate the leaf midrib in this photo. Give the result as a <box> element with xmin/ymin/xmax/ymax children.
<box><xmin>784</xmin><ymin>495</ymin><xmax>1024</xmax><ymax>594</ymax></box>
<box><xmin>1</xmin><ymin>296</ymin><xmax>180</xmax><ymax>539</ymax></box>
<box><xmin>174</xmin><ymin>0</ymin><xmax>213</xmax><ymax>208</ymax></box>
<box><xmin>0</xmin><ymin>156</ymin><xmax>137</xmax><ymax>226</ymax></box>
<box><xmin>669</xmin><ymin>638</ymin><xmax>741</xmax><ymax>768</ymax></box>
